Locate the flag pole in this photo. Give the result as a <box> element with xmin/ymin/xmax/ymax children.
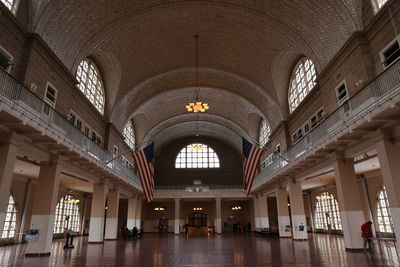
<box><xmin>260</xmin><ymin>144</ymin><xmax>290</xmax><ymax>163</ymax></box>
<box><xmin>105</xmin><ymin>147</ymin><xmax>134</xmax><ymax>165</ymax></box>
<box><xmin>247</xmin><ymin>136</ymin><xmax>290</xmax><ymax>163</ymax></box>
<box><xmin>104</xmin><ymin>138</ymin><xmax>154</xmax><ymax>165</ymax></box>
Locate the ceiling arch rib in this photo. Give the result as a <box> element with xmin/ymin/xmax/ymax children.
<box><xmin>152</xmin><ymin>120</ymin><xmax>243</xmax><ymax>154</ymax></box>
<box><xmin>112</xmin><ymin>67</ymin><xmax>281</xmax><ymax>133</ymax></box>
<box><xmin>128</xmin><ymin>86</ymin><xmax>264</xmax><ymax>144</ymax></box>
<box><xmin>141</xmin><ymin>112</ymin><xmax>250</xmax><ymax>149</ymax></box>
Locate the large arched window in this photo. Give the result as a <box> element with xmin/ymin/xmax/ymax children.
<box><xmin>288</xmin><ymin>58</ymin><xmax>317</xmax><ymax>113</ymax></box>
<box><xmin>373</xmin><ymin>0</ymin><xmax>388</xmax><ymax>10</ymax></box>
<box><xmin>315</xmin><ymin>192</ymin><xmax>342</xmax><ymax>231</ymax></box>
<box><xmin>123</xmin><ymin>120</ymin><xmax>135</xmax><ymax>150</ymax></box>
<box><xmin>1</xmin><ymin>0</ymin><xmax>18</xmax><ymax>13</ymax></box>
<box><xmin>76</xmin><ymin>59</ymin><xmax>105</xmax><ymax>114</ymax></box>
<box><xmin>1</xmin><ymin>195</ymin><xmax>17</xmax><ymax>239</ymax></box>
<box><xmin>259</xmin><ymin>119</ymin><xmax>271</xmax><ymax>147</ymax></box>
<box><xmin>376</xmin><ymin>186</ymin><xmax>393</xmax><ymax>233</ymax></box>
<box><xmin>175</xmin><ymin>144</ymin><xmax>220</xmax><ymax>168</ymax></box>
<box><xmin>54</xmin><ymin>195</ymin><xmax>81</xmax><ymax>234</ymax></box>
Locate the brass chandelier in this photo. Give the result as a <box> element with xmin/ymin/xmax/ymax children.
<box><xmin>185</xmin><ymin>35</ymin><xmax>209</xmax><ymax>113</ymax></box>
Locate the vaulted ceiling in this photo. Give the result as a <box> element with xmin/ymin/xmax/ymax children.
<box><xmin>28</xmin><ymin>0</ymin><xmax>363</xmax><ymax>148</ymax></box>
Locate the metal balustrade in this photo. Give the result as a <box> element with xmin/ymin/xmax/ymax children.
<box><xmin>253</xmin><ymin>60</ymin><xmax>400</xmax><ymax>189</ymax></box>
<box><xmin>156</xmin><ymin>184</ymin><xmax>243</xmax><ymax>190</ymax></box>
<box><xmin>0</xmin><ymin>69</ymin><xmax>142</xmax><ymax>189</ymax></box>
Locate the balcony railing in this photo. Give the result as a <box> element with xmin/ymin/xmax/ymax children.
<box><xmin>0</xmin><ymin>69</ymin><xmax>141</xmax><ymax>189</ymax></box>
<box><xmin>253</xmin><ymin>60</ymin><xmax>400</xmax><ymax>189</ymax></box>
<box><xmin>155</xmin><ymin>184</ymin><xmax>243</xmax><ymax>191</ymax></box>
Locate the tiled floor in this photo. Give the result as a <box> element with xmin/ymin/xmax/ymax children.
<box><xmin>0</xmin><ymin>233</ymin><xmax>399</xmax><ymax>266</ymax></box>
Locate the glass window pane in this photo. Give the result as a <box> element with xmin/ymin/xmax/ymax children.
<box><xmin>174</xmin><ymin>144</ymin><xmax>219</xmax><ymax>169</ymax></box>
<box><xmin>76</xmin><ymin>60</ymin><xmax>105</xmax><ymax>114</ymax></box>
<box><xmin>288</xmin><ymin>58</ymin><xmax>317</xmax><ymax>113</ymax></box>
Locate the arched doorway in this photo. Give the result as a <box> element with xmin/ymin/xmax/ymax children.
<box><xmin>188</xmin><ymin>212</ymin><xmax>207</xmax><ymax>227</ymax></box>
<box><xmin>186</xmin><ymin>212</ymin><xmax>208</xmax><ymax>235</ymax></box>
<box><xmin>158</xmin><ymin>217</ymin><xmax>168</xmax><ymax>234</ymax></box>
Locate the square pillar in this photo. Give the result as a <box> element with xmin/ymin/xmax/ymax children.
<box><xmin>174</xmin><ymin>198</ymin><xmax>180</xmax><ymax>234</ymax></box>
<box><xmin>376</xmin><ymin>138</ymin><xmax>400</xmax><ymax>252</ymax></box>
<box><xmin>0</xmin><ymin>134</ymin><xmax>20</xmax><ymax>232</ymax></box>
<box><xmin>333</xmin><ymin>155</ymin><xmax>365</xmax><ymax>250</ymax></box>
<box><xmin>276</xmin><ymin>186</ymin><xmax>291</xmax><ymax>237</ymax></box>
<box><xmin>288</xmin><ymin>180</ymin><xmax>307</xmax><ymax>240</ymax></box>
<box><xmin>258</xmin><ymin>194</ymin><xmax>269</xmax><ymax>229</ymax></box>
<box><xmin>253</xmin><ymin>196</ymin><xmax>261</xmax><ymax>230</ymax></box>
<box><xmin>25</xmin><ymin>159</ymin><xmax>61</xmax><ymax>256</ymax></box>
<box><xmin>127</xmin><ymin>196</ymin><xmax>137</xmax><ymax>229</ymax></box>
<box><xmin>215</xmin><ymin>198</ymin><xmax>222</xmax><ymax>234</ymax></box>
<box><xmin>104</xmin><ymin>188</ymin><xmax>119</xmax><ymax>240</ymax></box>
<box><xmin>88</xmin><ymin>183</ymin><xmax>107</xmax><ymax>243</ymax></box>
<box><xmin>135</xmin><ymin>197</ymin><xmax>143</xmax><ymax>229</ymax></box>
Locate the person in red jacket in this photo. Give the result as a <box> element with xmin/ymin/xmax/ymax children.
<box><xmin>361</xmin><ymin>221</ymin><xmax>373</xmax><ymax>251</ymax></box>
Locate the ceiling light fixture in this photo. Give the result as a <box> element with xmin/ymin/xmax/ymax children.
<box><xmin>191</xmin><ymin>143</ymin><xmax>205</xmax><ymax>150</ymax></box>
<box><xmin>185</xmin><ymin>35</ymin><xmax>209</xmax><ymax>113</ymax></box>
<box><xmin>64</xmin><ymin>182</ymin><xmax>80</xmax><ymax>204</ymax></box>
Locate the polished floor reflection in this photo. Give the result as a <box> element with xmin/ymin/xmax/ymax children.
<box><xmin>0</xmin><ymin>233</ymin><xmax>399</xmax><ymax>266</ymax></box>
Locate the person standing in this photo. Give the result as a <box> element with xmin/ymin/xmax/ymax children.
<box><xmin>361</xmin><ymin>221</ymin><xmax>373</xmax><ymax>252</ymax></box>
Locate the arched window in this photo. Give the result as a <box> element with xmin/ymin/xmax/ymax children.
<box><xmin>376</xmin><ymin>186</ymin><xmax>393</xmax><ymax>233</ymax></box>
<box><xmin>1</xmin><ymin>0</ymin><xmax>18</xmax><ymax>13</ymax></box>
<box><xmin>373</xmin><ymin>0</ymin><xmax>388</xmax><ymax>10</ymax></box>
<box><xmin>314</xmin><ymin>192</ymin><xmax>342</xmax><ymax>231</ymax></box>
<box><xmin>54</xmin><ymin>195</ymin><xmax>81</xmax><ymax>234</ymax></box>
<box><xmin>175</xmin><ymin>143</ymin><xmax>220</xmax><ymax>168</ymax></box>
<box><xmin>1</xmin><ymin>195</ymin><xmax>17</xmax><ymax>239</ymax></box>
<box><xmin>288</xmin><ymin>58</ymin><xmax>317</xmax><ymax>113</ymax></box>
<box><xmin>76</xmin><ymin>59</ymin><xmax>105</xmax><ymax>114</ymax></box>
<box><xmin>123</xmin><ymin>120</ymin><xmax>135</xmax><ymax>150</ymax></box>
<box><xmin>259</xmin><ymin>119</ymin><xmax>271</xmax><ymax>147</ymax></box>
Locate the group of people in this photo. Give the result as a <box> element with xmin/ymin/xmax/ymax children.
<box><xmin>118</xmin><ymin>226</ymin><xmax>141</xmax><ymax>239</ymax></box>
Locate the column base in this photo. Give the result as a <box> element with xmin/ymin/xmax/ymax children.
<box><xmin>88</xmin><ymin>241</ymin><xmax>104</xmax><ymax>244</ymax></box>
<box><xmin>25</xmin><ymin>252</ymin><xmax>51</xmax><ymax>257</ymax></box>
<box><xmin>104</xmin><ymin>238</ymin><xmax>117</xmax><ymax>241</ymax></box>
<box><xmin>293</xmin><ymin>238</ymin><xmax>308</xmax><ymax>241</ymax></box>
<box><xmin>279</xmin><ymin>236</ymin><xmax>291</xmax><ymax>239</ymax></box>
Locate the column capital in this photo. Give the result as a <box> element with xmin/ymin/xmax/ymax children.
<box><xmin>332</xmin><ymin>152</ymin><xmax>354</xmax><ymax>165</ymax></box>
<box><xmin>0</xmin><ymin>131</ymin><xmax>23</xmax><ymax>148</ymax></box>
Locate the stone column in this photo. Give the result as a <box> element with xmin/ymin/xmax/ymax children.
<box><xmin>127</xmin><ymin>196</ymin><xmax>137</xmax><ymax>229</ymax></box>
<box><xmin>0</xmin><ymin>134</ymin><xmax>20</xmax><ymax>233</ymax></box>
<box><xmin>135</xmin><ymin>197</ymin><xmax>143</xmax><ymax>229</ymax></box>
<box><xmin>25</xmin><ymin>158</ymin><xmax>61</xmax><ymax>256</ymax></box>
<box><xmin>253</xmin><ymin>196</ymin><xmax>261</xmax><ymax>230</ymax></box>
<box><xmin>174</xmin><ymin>198</ymin><xmax>180</xmax><ymax>234</ymax></box>
<box><xmin>276</xmin><ymin>186</ymin><xmax>291</xmax><ymax>237</ymax></box>
<box><xmin>258</xmin><ymin>194</ymin><xmax>270</xmax><ymax>229</ymax></box>
<box><xmin>288</xmin><ymin>180</ymin><xmax>307</xmax><ymax>240</ymax></box>
<box><xmin>376</xmin><ymin>138</ymin><xmax>400</xmax><ymax>252</ymax></box>
<box><xmin>88</xmin><ymin>183</ymin><xmax>107</xmax><ymax>243</ymax></box>
<box><xmin>104</xmin><ymin>187</ymin><xmax>119</xmax><ymax>240</ymax></box>
<box><xmin>215</xmin><ymin>198</ymin><xmax>222</xmax><ymax>234</ymax></box>
<box><xmin>333</xmin><ymin>154</ymin><xmax>365</xmax><ymax>250</ymax></box>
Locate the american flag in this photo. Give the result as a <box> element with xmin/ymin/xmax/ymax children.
<box><xmin>242</xmin><ymin>137</ymin><xmax>264</xmax><ymax>196</ymax></box>
<box><xmin>133</xmin><ymin>142</ymin><xmax>155</xmax><ymax>202</ymax></box>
